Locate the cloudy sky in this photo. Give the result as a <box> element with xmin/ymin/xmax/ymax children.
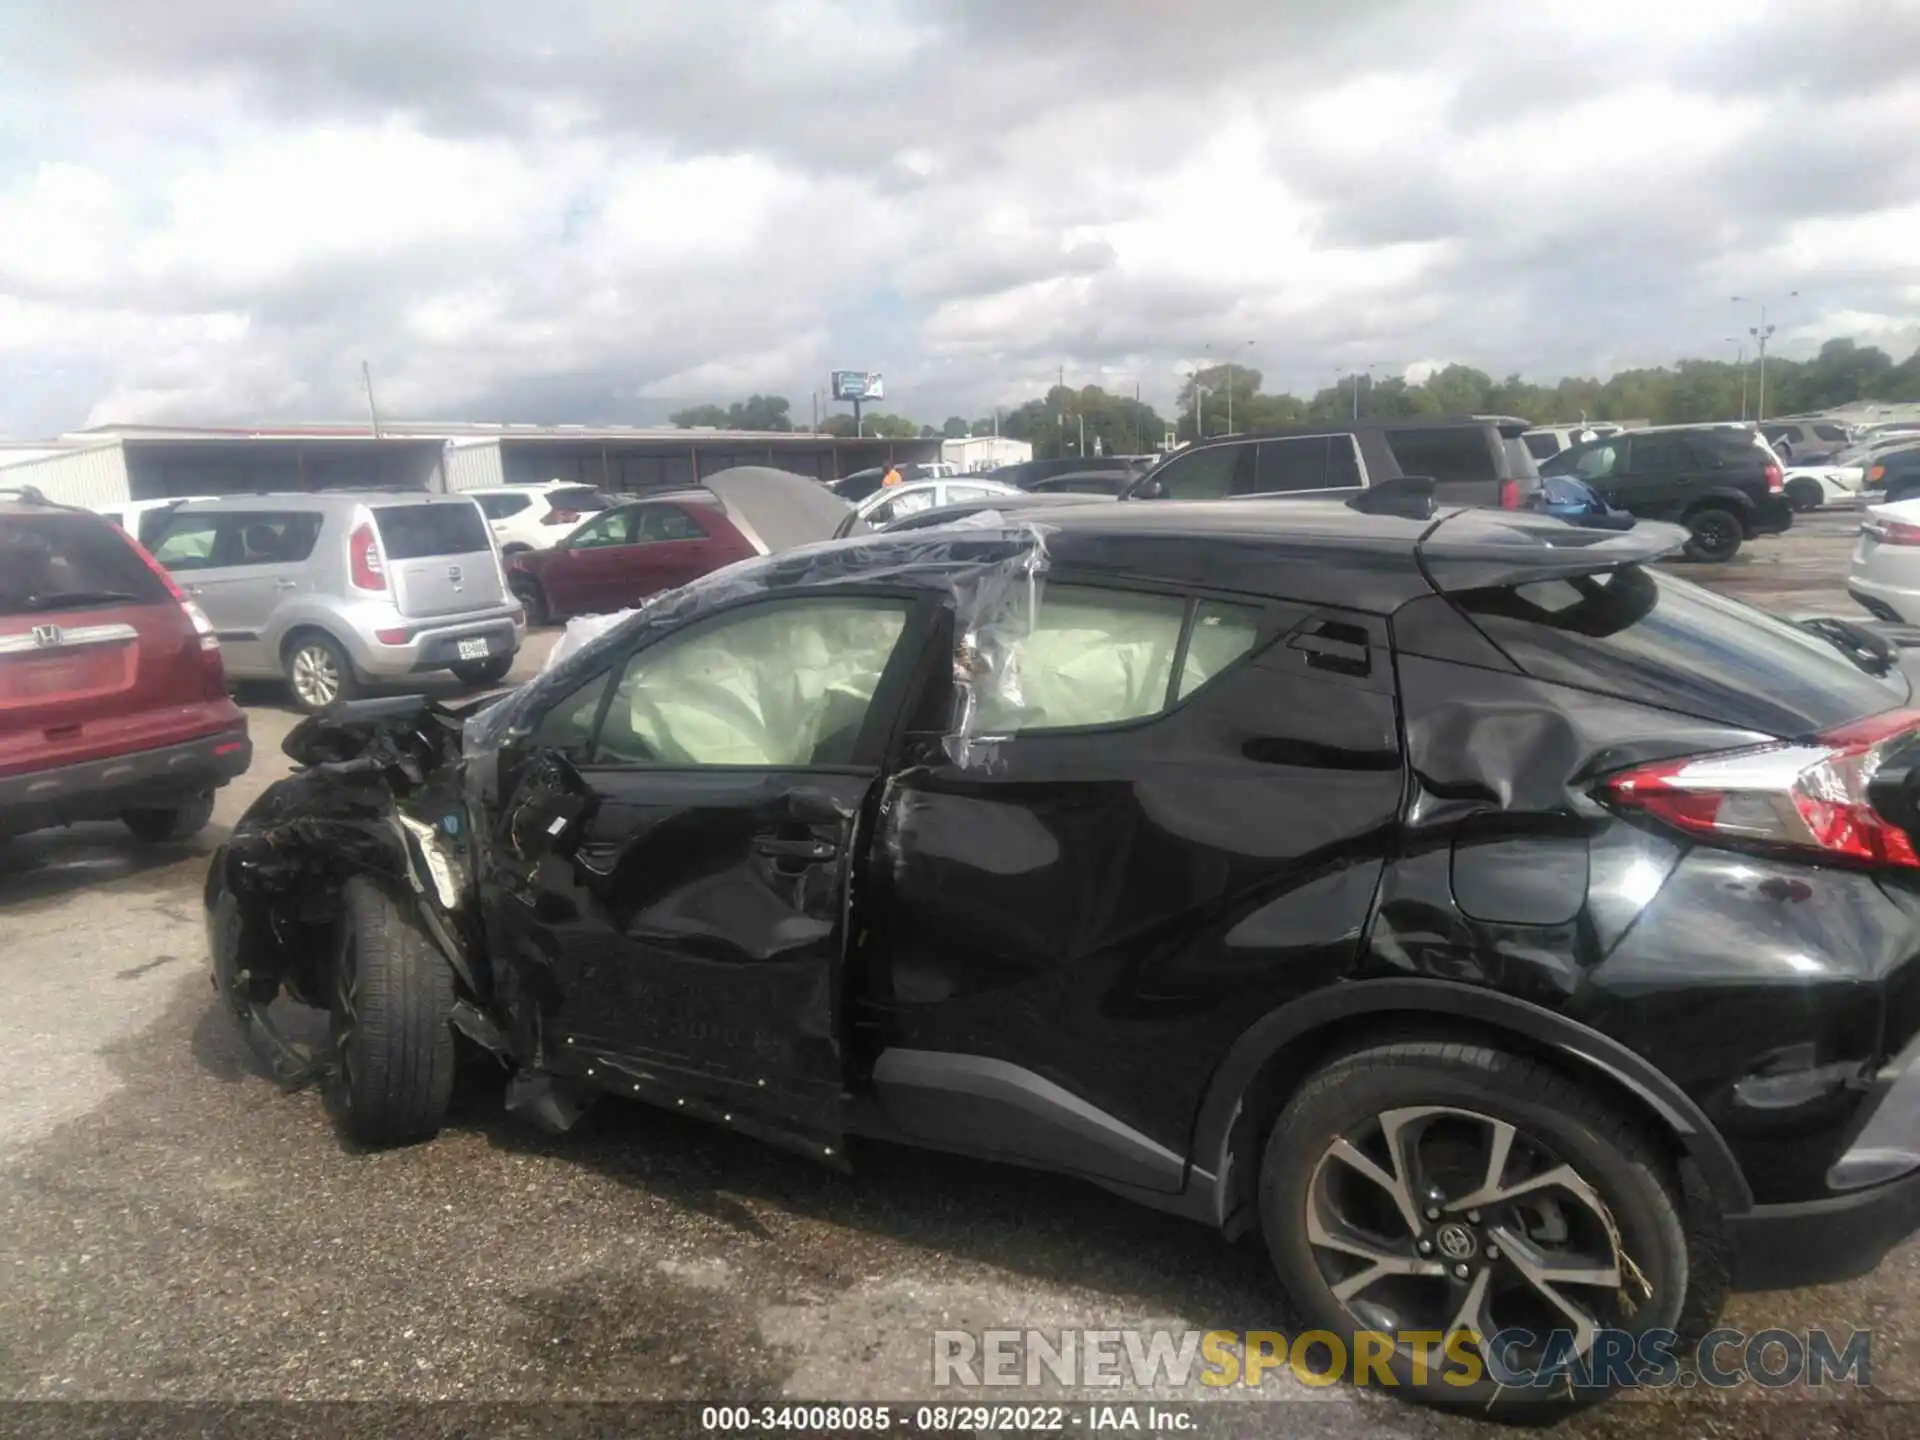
<box><xmin>2</xmin><ymin>0</ymin><xmax>1917</xmax><ymax>437</ymax></box>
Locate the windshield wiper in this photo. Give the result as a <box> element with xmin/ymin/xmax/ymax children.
<box><xmin>1796</xmin><ymin>616</ymin><xmax>1898</xmax><ymax>677</ymax></box>
<box><xmin>19</xmin><ymin>589</ymin><xmax>142</xmax><ymax>612</ymax></box>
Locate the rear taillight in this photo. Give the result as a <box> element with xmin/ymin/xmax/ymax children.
<box><xmin>1600</xmin><ymin>709</ymin><xmax>1920</xmax><ymax>870</ymax></box>
<box><xmin>543</xmin><ymin>508</ymin><xmax>581</xmax><ymax>525</ymax></box>
<box><xmin>349</xmin><ymin>521</ymin><xmax>387</xmax><ymax>590</ymax></box>
<box><xmin>1765</xmin><ymin>464</ymin><xmax>1783</xmax><ymax>492</ymax></box>
<box><xmin>1498</xmin><ymin>479</ymin><xmax>1522</xmax><ymax>510</ymax></box>
<box><xmin>1864</xmin><ymin>515</ymin><xmax>1920</xmax><ymax>546</ymax></box>
<box><xmin>1869</xmin><ymin>465</ymin><xmax>1888</xmax><ymax>485</ymax></box>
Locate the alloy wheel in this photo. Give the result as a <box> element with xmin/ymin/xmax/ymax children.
<box><xmin>1304</xmin><ymin>1105</ymin><xmax>1642</xmax><ymax>1377</ymax></box>
<box><xmin>291</xmin><ymin>643</ymin><xmax>342</xmax><ymax>708</ymax></box>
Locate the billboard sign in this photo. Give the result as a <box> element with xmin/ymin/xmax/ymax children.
<box><xmin>831</xmin><ymin>370</ymin><xmax>885</xmax><ymax>402</ymax></box>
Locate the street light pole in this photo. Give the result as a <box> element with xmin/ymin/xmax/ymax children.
<box><xmin>1723</xmin><ymin>337</ymin><xmax>1748</xmax><ymax>421</ymax></box>
<box><xmin>1731</xmin><ymin>292</ymin><xmax>1798</xmax><ymax>423</ymax></box>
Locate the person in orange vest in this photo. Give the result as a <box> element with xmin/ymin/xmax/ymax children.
<box><xmin>882</xmin><ymin>463</ymin><xmax>903</xmax><ymax>487</ymax></box>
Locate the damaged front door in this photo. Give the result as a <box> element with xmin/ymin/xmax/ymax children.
<box><xmin>493</xmin><ymin>591</ymin><xmax>931</xmax><ymax>1153</ymax></box>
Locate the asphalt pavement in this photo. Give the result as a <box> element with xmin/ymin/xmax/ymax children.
<box><xmin>2</xmin><ymin>512</ymin><xmax>1913</xmax><ymax>1437</ymax></box>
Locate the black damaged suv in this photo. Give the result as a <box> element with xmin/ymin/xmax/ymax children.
<box><xmin>208</xmin><ymin>497</ymin><xmax>1920</xmax><ymax>1414</ymax></box>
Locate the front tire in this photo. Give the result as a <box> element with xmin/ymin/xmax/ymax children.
<box><xmin>1682</xmin><ymin>506</ymin><xmax>1743</xmax><ymax>562</ymax></box>
<box><xmin>324</xmin><ymin>877</ymin><xmax>457</xmax><ymax>1147</ymax></box>
<box><xmin>1260</xmin><ymin>1041</ymin><xmax>1701</xmax><ymax>1417</ymax></box>
<box><xmin>284</xmin><ymin>632</ymin><xmax>359</xmax><ymax>713</ymax></box>
<box><xmin>122</xmin><ymin>791</ymin><xmax>215</xmax><ymax>842</ymax></box>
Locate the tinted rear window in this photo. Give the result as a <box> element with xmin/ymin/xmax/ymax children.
<box><xmin>1453</xmin><ymin>564</ymin><xmax>1904</xmax><ymax>736</ymax></box>
<box><xmin>0</xmin><ymin>513</ymin><xmax>169</xmax><ymax>615</ymax></box>
<box><xmin>1388</xmin><ymin>427</ymin><xmax>1498</xmax><ymax>484</ymax></box>
<box><xmin>1523</xmin><ymin>433</ymin><xmax>1561</xmax><ymax>459</ymax></box>
<box><xmin>374</xmin><ymin>502</ymin><xmax>491</xmax><ymax>559</ymax></box>
<box><xmin>1815</xmin><ymin>424</ymin><xmax>1849</xmax><ymax>442</ymax></box>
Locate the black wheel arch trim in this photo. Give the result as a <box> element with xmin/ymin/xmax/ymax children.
<box><xmin>1680</xmin><ymin>488</ymin><xmax>1758</xmax><ymax>516</ymax></box>
<box><xmin>1188</xmin><ymin>977</ymin><xmax>1755</xmax><ymax>1233</ymax></box>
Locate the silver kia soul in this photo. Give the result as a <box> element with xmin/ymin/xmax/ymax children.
<box><xmin>144</xmin><ymin>491</ymin><xmax>523</xmax><ymax>712</ymax></box>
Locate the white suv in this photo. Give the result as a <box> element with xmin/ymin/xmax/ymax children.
<box><xmin>469</xmin><ymin>483</ymin><xmax>618</xmax><ymax>554</ymax></box>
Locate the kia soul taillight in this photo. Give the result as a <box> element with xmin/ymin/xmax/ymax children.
<box><xmin>1600</xmin><ymin>709</ymin><xmax>1920</xmax><ymax>869</ymax></box>
<box><xmin>349</xmin><ymin>520</ymin><xmax>388</xmax><ymax>590</ymax></box>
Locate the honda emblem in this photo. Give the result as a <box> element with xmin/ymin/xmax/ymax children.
<box><xmin>31</xmin><ymin>623</ymin><xmax>62</xmax><ymax>648</ymax></box>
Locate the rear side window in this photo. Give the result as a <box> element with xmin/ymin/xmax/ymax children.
<box><xmin>1523</xmin><ymin>433</ymin><xmax>1561</xmax><ymax>459</ymax></box>
<box><xmin>477</xmin><ymin>494</ymin><xmax>532</xmax><ymax>519</ymax></box>
<box><xmin>0</xmin><ymin>513</ymin><xmax>168</xmax><ymax>614</ymax></box>
<box><xmin>549</xmin><ymin>487</ymin><xmax>615</xmax><ymax>512</ymax></box>
<box><xmin>374</xmin><ymin>502</ymin><xmax>491</xmax><ymax>558</ymax></box>
<box><xmin>1452</xmin><ymin>565</ymin><xmax>1903</xmax><ymax>736</ymax></box>
<box><xmin>637</xmin><ymin>506</ymin><xmax>709</xmax><ymax>542</ymax></box>
<box><xmin>973</xmin><ymin>585</ymin><xmax>1264</xmax><ymax>733</ymax></box>
<box><xmin>1386</xmin><ymin>428</ymin><xmax>1497</xmax><ymax>484</ymax></box>
<box><xmin>1251</xmin><ymin>437</ymin><xmax>1332</xmax><ymax>493</ymax></box>
<box><xmin>1625</xmin><ymin>435</ymin><xmax>1688</xmax><ymax>472</ymax></box>
<box><xmin>1815</xmin><ymin>424</ymin><xmax>1849</xmax><ymax>442</ymax></box>
<box><xmin>228</xmin><ymin>511</ymin><xmax>322</xmax><ymax>566</ymax></box>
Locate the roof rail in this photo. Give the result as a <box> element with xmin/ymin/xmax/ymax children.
<box><xmin>0</xmin><ymin>484</ymin><xmax>67</xmax><ymax>508</ymax></box>
<box><xmin>1347</xmin><ymin>475</ymin><xmax>1436</xmax><ymax>520</ymax></box>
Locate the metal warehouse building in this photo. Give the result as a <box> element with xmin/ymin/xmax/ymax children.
<box><xmin>0</xmin><ymin>423</ymin><xmax>942</xmax><ymax>508</ymax></box>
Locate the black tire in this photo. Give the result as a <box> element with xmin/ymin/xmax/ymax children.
<box><xmin>1260</xmin><ymin>1040</ymin><xmax>1705</xmax><ymax>1417</ymax></box>
<box><xmin>122</xmin><ymin>791</ymin><xmax>215</xmax><ymax>843</ymax></box>
<box><xmin>283</xmin><ymin>631</ymin><xmax>360</xmax><ymax>713</ymax></box>
<box><xmin>450</xmin><ymin>655</ymin><xmax>514</xmax><ymax>688</ymax></box>
<box><xmin>1785</xmin><ymin>478</ymin><xmax>1824</xmax><ymax>513</ymax></box>
<box><xmin>510</xmin><ymin>576</ymin><xmax>551</xmax><ymax>628</ymax></box>
<box><xmin>324</xmin><ymin>877</ymin><xmax>457</xmax><ymax>1147</ymax></box>
<box><xmin>1682</xmin><ymin>506</ymin><xmax>1743</xmax><ymax>562</ymax></box>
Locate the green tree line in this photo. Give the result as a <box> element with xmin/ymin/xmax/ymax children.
<box><xmin>670</xmin><ymin>335</ymin><xmax>1920</xmax><ymax>457</ymax></box>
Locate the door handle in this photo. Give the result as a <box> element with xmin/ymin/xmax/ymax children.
<box><xmin>274</xmin><ymin>579</ymin><xmax>299</xmax><ymax>590</ymax></box>
<box><xmin>753</xmin><ymin>836</ymin><xmax>839</xmax><ymax>863</ymax></box>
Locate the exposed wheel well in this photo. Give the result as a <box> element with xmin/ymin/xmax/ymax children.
<box><xmin>279</xmin><ymin>624</ymin><xmax>349</xmax><ymax>665</ymax></box>
<box><xmin>1216</xmin><ymin>1009</ymin><xmax>1708</xmax><ymax>1240</ymax></box>
<box><xmin>501</xmin><ymin>542</ymin><xmax>532</xmax><ymax>555</ymax></box>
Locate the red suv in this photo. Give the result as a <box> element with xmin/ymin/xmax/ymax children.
<box><xmin>504</xmin><ymin>492</ymin><xmax>758</xmax><ymax>624</ymax></box>
<box><xmin>1</xmin><ymin>487</ymin><xmax>250</xmax><ymax>843</ymax></box>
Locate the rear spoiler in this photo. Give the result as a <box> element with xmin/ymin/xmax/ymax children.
<box><xmin>1416</xmin><ymin>512</ymin><xmax>1688</xmax><ymax>593</ymax></box>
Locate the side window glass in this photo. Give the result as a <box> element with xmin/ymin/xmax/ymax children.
<box><xmin>230</xmin><ymin>512</ymin><xmax>322</xmax><ymax>567</ymax></box>
<box><xmin>149</xmin><ymin>515</ymin><xmax>226</xmax><ymax>571</ymax></box>
<box><xmin>637</xmin><ymin>507</ymin><xmax>707</xmax><ymax>542</ymax></box>
<box><xmin>533</xmin><ymin>669</ymin><xmax>613</xmax><ymax>762</ymax></box>
<box><xmin>974</xmin><ymin>585</ymin><xmax>1188</xmax><ymax>733</ymax></box>
<box><xmin>1250</xmin><ymin>437</ymin><xmax>1330</xmax><ymax>493</ymax></box>
<box><xmin>1177</xmin><ymin>601</ymin><xmax>1263</xmax><ymax>699</ymax></box>
<box><xmin>1151</xmin><ymin>445</ymin><xmax>1248</xmax><ymax>500</ymax></box>
<box><xmin>1325</xmin><ymin>437</ymin><xmax>1364</xmax><ymax>488</ymax></box>
<box><xmin>594</xmin><ymin>598</ymin><xmax>912</xmax><ymax>767</ymax></box>
<box><xmin>1571</xmin><ymin>444</ymin><xmax>1619</xmax><ymax>480</ymax></box>
<box><xmin>571</xmin><ymin>511</ymin><xmax>633</xmax><ymax>548</ymax></box>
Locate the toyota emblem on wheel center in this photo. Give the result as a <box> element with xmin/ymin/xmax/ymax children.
<box><xmin>1435</xmin><ymin>1223</ymin><xmax>1478</xmax><ymax>1261</ymax></box>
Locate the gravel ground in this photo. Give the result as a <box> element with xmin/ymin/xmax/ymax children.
<box><xmin>3</xmin><ymin>512</ymin><xmax>1914</xmax><ymax>1438</ymax></box>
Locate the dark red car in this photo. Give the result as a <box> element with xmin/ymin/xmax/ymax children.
<box><xmin>2</xmin><ymin>487</ymin><xmax>250</xmax><ymax>843</ymax></box>
<box><xmin>502</xmin><ymin>491</ymin><xmax>760</xmax><ymax>624</ymax></box>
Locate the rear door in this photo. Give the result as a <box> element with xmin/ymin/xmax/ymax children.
<box><xmin>1</xmin><ymin>511</ymin><xmax>214</xmax><ymax>776</ymax></box>
<box><xmin>372</xmin><ymin>499</ymin><xmax>505</xmax><ymax>619</ymax></box>
<box><xmin>483</xmin><ymin>590</ymin><xmax>937</xmax><ymax>1152</ymax></box>
<box><xmin>547</xmin><ymin>506</ymin><xmax>641</xmax><ymax>615</ymax></box>
<box><xmin>1614</xmin><ymin>433</ymin><xmax>1695</xmax><ymax>519</ymax></box>
<box><xmin>154</xmin><ymin>508</ymin><xmax>321</xmax><ymax>674</ymax></box>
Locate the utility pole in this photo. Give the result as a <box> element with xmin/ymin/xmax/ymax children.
<box><xmin>361</xmin><ymin>360</ymin><xmax>381</xmax><ymax>437</ymax></box>
<box><xmin>1078</xmin><ymin>413</ymin><xmax>1085</xmax><ymax>457</ymax></box>
<box><xmin>811</xmin><ymin>391</ymin><xmax>819</xmax><ymax>434</ymax></box>
<box><xmin>1731</xmin><ymin>292</ymin><xmax>1798</xmax><ymax>422</ymax></box>
<box><xmin>1724</xmin><ymin>337</ymin><xmax>1748</xmax><ymax>421</ymax></box>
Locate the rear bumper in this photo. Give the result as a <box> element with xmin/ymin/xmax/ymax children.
<box><xmin>1728</xmin><ymin>1166</ymin><xmax>1920</xmax><ymax>1291</ymax></box>
<box><xmin>345</xmin><ymin>607</ymin><xmax>524</xmax><ymax>678</ymax></box>
<box><xmin>0</xmin><ymin>728</ymin><xmax>251</xmax><ymax>838</ymax></box>
<box><xmin>1849</xmin><ymin>575</ymin><xmax>1918</xmax><ymax>625</ymax></box>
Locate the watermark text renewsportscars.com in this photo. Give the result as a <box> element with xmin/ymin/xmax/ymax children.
<box><xmin>932</xmin><ymin>1327</ymin><xmax>1872</xmax><ymax>1391</ymax></box>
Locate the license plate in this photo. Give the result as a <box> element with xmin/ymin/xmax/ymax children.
<box><xmin>457</xmin><ymin>638</ymin><xmax>490</xmax><ymax>661</ymax></box>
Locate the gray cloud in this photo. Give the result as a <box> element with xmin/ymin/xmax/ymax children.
<box><xmin>1</xmin><ymin>0</ymin><xmax>1917</xmax><ymax>438</ymax></box>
